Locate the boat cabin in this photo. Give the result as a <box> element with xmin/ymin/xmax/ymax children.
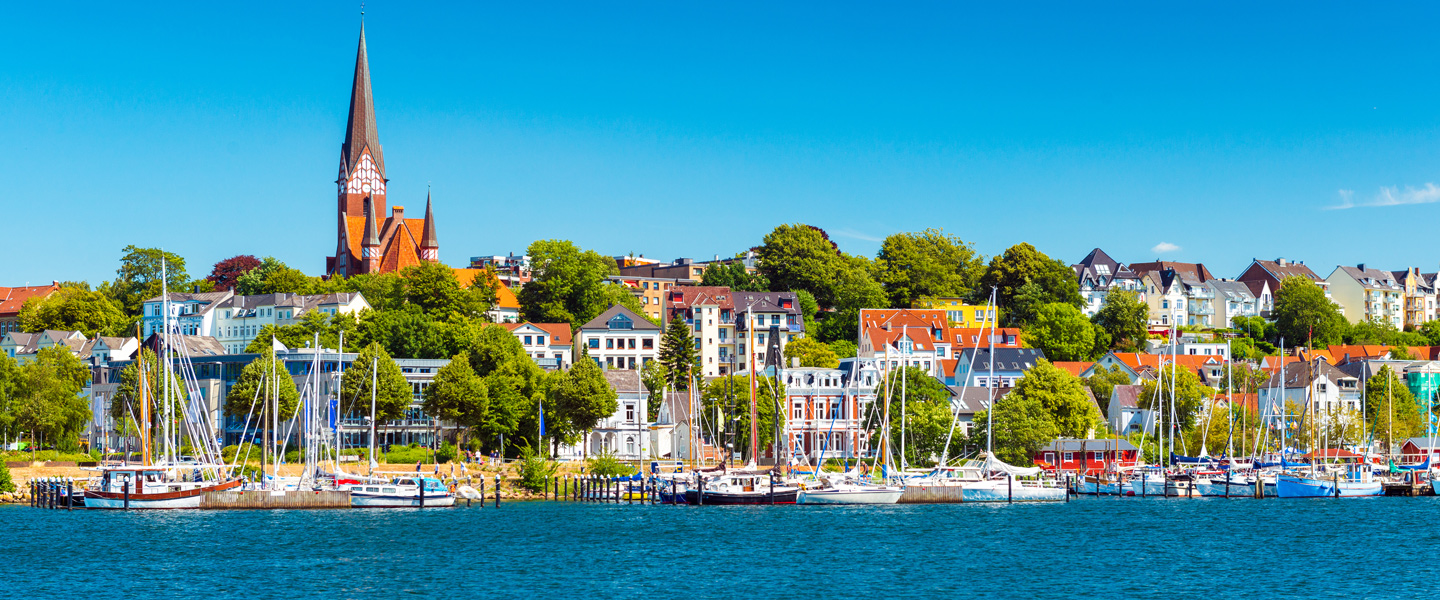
<box><xmin>1034</xmin><ymin>439</ymin><xmax>1138</xmax><ymax>475</ymax></box>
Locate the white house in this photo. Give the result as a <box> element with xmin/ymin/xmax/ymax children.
<box><xmin>782</xmin><ymin>366</ymin><xmax>880</xmax><ymax>461</ymax></box>
<box><xmin>557</xmin><ymin>369</ymin><xmax>651</xmax><ymax>461</ymax></box>
<box><xmin>140</xmin><ymin>291</ymin><xmax>233</xmax><ymax>338</ymax></box>
<box><xmin>1108</xmin><ymin>384</ymin><xmax>1154</xmax><ymax>435</ymax></box>
<box><xmin>213</xmin><ymin>292</ymin><xmax>370</xmax><ymax>354</ymax></box>
<box><xmin>1257</xmin><ymin>360</ymin><xmax>1362</xmax><ymax>425</ymax></box>
<box><xmin>577</xmin><ymin>305</ymin><xmax>661</xmax><ymax>371</ymax></box>
<box><xmin>501</xmin><ymin>322</ymin><xmax>573</xmax><ymax>370</ymax></box>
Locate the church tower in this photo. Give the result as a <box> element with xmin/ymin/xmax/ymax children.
<box><xmin>327</xmin><ymin>23</ymin><xmax>440</xmax><ymax>277</ymax></box>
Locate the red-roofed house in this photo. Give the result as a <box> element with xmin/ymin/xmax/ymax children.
<box><xmin>1236</xmin><ymin>258</ymin><xmax>1327</xmax><ymax>315</ymax></box>
<box><xmin>664</xmin><ymin>286</ymin><xmax>738</xmax><ymax>377</ymax></box>
<box><xmin>0</xmin><ymin>281</ymin><xmax>60</xmax><ymax>335</ymax></box>
<box><xmin>1088</xmin><ymin>351</ymin><xmax>1225</xmax><ymax>384</ymax></box>
<box><xmin>858</xmin><ymin>309</ymin><xmax>954</xmax><ymax>380</ymax></box>
<box><xmin>950</xmin><ymin>327</ymin><xmax>1022</xmax><ymax>349</ymax></box>
<box><xmin>1052</xmin><ymin>361</ymin><xmax>1094</xmax><ymax>378</ymax></box>
<box><xmin>501</xmin><ymin>322</ymin><xmax>573</xmax><ymax>370</ymax></box>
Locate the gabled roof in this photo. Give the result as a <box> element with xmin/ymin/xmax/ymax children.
<box><xmin>954</xmin><ymin>348</ymin><xmax>1048</xmax><ymax>374</ymax></box>
<box><xmin>1265</xmin><ymin>359</ymin><xmax>1354</xmax><ymax>389</ymax></box>
<box><xmin>665</xmin><ymin>286</ymin><xmax>736</xmax><ymax>312</ymax></box>
<box><xmin>1247</xmin><ymin>258</ymin><xmax>1323</xmax><ymax>283</ymax></box>
<box><xmin>1208</xmin><ymin>280</ymin><xmax>1255</xmax><ymax>302</ymax></box>
<box><xmin>1052</xmin><ymin>361</ymin><xmax>1094</xmax><ymax>377</ymax></box>
<box><xmin>1129</xmin><ymin>261</ymin><xmax>1215</xmax><ymax>284</ymax></box>
<box><xmin>944</xmin><ymin>386</ymin><xmax>994</xmax><ymax>415</ymax></box>
<box><xmin>580</xmin><ymin>305</ymin><xmax>660</xmax><ymax>331</ymax></box>
<box><xmin>603</xmin><ymin>369</ymin><xmax>648</xmax><ymax>394</ymax></box>
<box><xmin>733</xmin><ymin>292</ymin><xmax>802</xmax><ymax>316</ymax></box>
<box><xmin>1111</xmin><ymin>384</ymin><xmax>1143</xmax><ymax>409</ymax></box>
<box><xmin>454</xmin><ymin>269</ymin><xmax>520</xmax><ymax>309</ymax></box>
<box><xmin>0</xmin><ymin>282</ymin><xmax>60</xmax><ymax>317</ymax></box>
<box><xmin>500</xmin><ymin>322</ymin><xmax>573</xmax><ymax>346</ymax></box>
<box><xmin>1107</xmin><ymin>352</ymin><xmax>1223</xmax><ymax>376</ymax></box>
<box><xmin>1334</xmin><ymin>265</ymin><xmax>1402</xmax><ymax>291</ymax></box>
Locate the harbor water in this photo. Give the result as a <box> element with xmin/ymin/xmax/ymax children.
<box><xmin>5</xmin><ymin>496</ymin><xmax>1436</xmax><ymax>599</ymax></box>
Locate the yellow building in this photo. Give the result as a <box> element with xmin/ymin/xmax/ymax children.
<box><xmin>912</xmin><ymin>298</ymin><xmax>996</xmax><ymax>328</ymax></box>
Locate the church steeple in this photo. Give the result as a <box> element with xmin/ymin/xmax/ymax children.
<box><xmin>420</xmin><ymin>188</ymin><xmax>438</xmax><ymax>262</ymax></box>
<box><xmin>337</xmin><ymin>23</ymin><xmax>386</xmax><ymax>222</ymax></box>
<box><xmin>361</xmin><ymin>194</ymin><xmax>381</xmax><ymax>273</ymax></box>
<box><xmin>343</xmin><ymin>24</ymin><xmax>384</xmax><ymax>177</ymax></box>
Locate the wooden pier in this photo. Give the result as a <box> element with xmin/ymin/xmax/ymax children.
<box><xmin>897</xmin><ymin>484</ymin><xmax>964</xmax><ymax>503</ymax></box>
<box><xmin>1382</xmin><ymin>482</ymin><xmax>1432</xmax><ymax>497</ymax></box>
<box><xmin>199</xmin><ymin>490</ymin><xmax>351</xmax><ymax>509</ymax></box>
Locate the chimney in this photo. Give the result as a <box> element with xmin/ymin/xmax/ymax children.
<box><xmin>392</xmin><ymin>205</ymin><xmax>404</xmax><ymax>220</ymax></box>
<box><xmin>1357</xmin><ymin>263</ymin><xmax>1365</xmax><ymax>272</ymax></box>
<box><xmin>1277</xmin><ymin>258</ymin><xmax>1288</xmax><ymax>267</ymax></box>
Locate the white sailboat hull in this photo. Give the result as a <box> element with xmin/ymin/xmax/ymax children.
<box><xmin>797</xmin><ymin>487</ymin><xmax>903</xmax><ymax>505</ymax></box>
<box><xmin>350</xmin><ymin>493</ymin><xmax>456</xmax><ymax>507</ymax></box>
<box><xmin>85</xmin><ymin>495</ymin><xmax>204</xmax><ymax>509</ymax></box>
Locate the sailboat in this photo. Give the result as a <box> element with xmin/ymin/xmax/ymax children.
<box><xmin>1275</xmin><ymin>356</ymin><xmax>1382</xmax><ymax>498</ymax></box>
<box><xmin>87</xmin><ymin>262</ymin><xmax>242</xmax><ymax>509</ymax></box>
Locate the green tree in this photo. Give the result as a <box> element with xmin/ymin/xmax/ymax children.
<box><xmin>756</xmin><ymin>224</ymin><xmax>845</xmax><ymax>307</ymax></box>
<box><xmin>782</xmin><ymin>336</ymin><xmax>839</xmax><ymax>368</ymax></box>
<box><xmin>234</xmin><ymin>257</ymin><xmax>316</xmax><ymax>296</ymax></box>
<box><xmin>1365</xmin><ymin>365</ymin><xmax>1423</xmax><ymax>449</ymax></box>
<box><xmin>874</xmin><ymin>366</ymin><xmax>954</xmax><ymax>467</ymax></box>
<box><xmin>422</xmin><ymin>352</ymin><xmax>489</xmax><ymax>443</ymax></box>
<box><xmin>658</xmin><ymin>313</ymin><xmax>697</xmax><ymax>390</ymax></box>
<box><xmin>1084</xmin><ymin>364</ymin><xmax>1132</xmax><ymax>414</ymax></box>
<box><xmin>355</xmin><ymin>305</ymin><xmax>451</xmax><ymax>359</ymax></box>
<box><xmin>13</xmin><ymin>347</ymin><xmax>91</xmax><ymax>452</ymax></box>
<box><xmin>977</xmin><ymin>243</ymin><xmax>1082</xmax><ymax>326</ymax></box>
<box><xmin>18</xmin><ymin>285</ymin><xmax>129</xmax><ymax>337</ymax></box>
<box><xmin>1010</xmin><ymin>359</ymin><xmax>1101</xmax><ymax>439</ymax></box>
<box><xmin>550</xmin><ymin>348</ymin><xmax>619</xmax><ymax>455</ymax></box>
<box><xmin>1025</xmin><ymin>302</ymin><xmax>1102</xmax><ymax>361</ymax></box>
<box><xmin>1345</xmin><ymin>319</ymin><xmax>1426</xmax><ymax>347</ymax></box>
<box><xmin>0</xmin><ymin>354</ymin><xmax>20</xmax><ymax>444</ymax></box>
<box><xmin>339</xmin><ymin>343</ymin><xmax>412</xmax><ymax>423</ymax></box>
<box><xmin>873</xmin><ymin>228</ymin><xmax>985</xmax><ymax>309</ymax></box>
<box><xmin>699</xmin><ymin>261</ymin><xmax>769</xmax><ymax>292</ymax></box>
<box><xmin>401</xmin><ymin>261</ymin><xmax>496</xmax><ymax>320</ymax></box>
<box><xmin>1219</xmin><ymin>362</ymin><xmax>1270</xmax><ymax>395</ymax></box>
<box><xmin>827</xmin><ymin>339</ymin><xmax>858</xmax><ymax>359</ymax></box>
<box><xmin>1272</xmin><ymin>276</ymin><xmax>1346</xmax><ymax>348</ymax></box>
<box><xmin>972</xmin><ymin>393</ymin><xmax>1059</xmax><ymax>465</ymax></box>
<box><xmin>224</xmin><ymin>350</ymin><xmax>301</xmax><ymax>419</ymax></box>
<box><xmin>517</xmin><ymin>239</ymin><xmax>621</xmax><ymax>325</ymax></box>
<box><xmin>1092</xmin><ymin>289</ymin><xmax>1148</xmax><ymax>351</ymax></box>
<box><xmin>464</xmin><ymin>325</ymin><xmax>550</xmax><ymax>454</ymax></box>
<box><xmin>106</xmin><ymin>246</ymin><xmax>190</xmax><ymax>315</ymax></box>
<box><xmin>700</xmin><ymin>375</ymin><xmax>784</xmax><ymax>461</ymax></box>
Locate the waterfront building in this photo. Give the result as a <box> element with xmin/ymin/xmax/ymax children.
<box><xmin>212</xmin><ymin>292</ymin><xmax>370</xmax><ymax>354</ymax></box>
<box><xmin>140</xmin><ymin>291</ymin><xmax>232</xmax><ymax>337</ymax></box>
<box><xmin>1034</xmin><ymin>438</ymin><xmax>1139</xmax><ymax>474</ymax></box>
<box><xmin>781</xmin><ymin>366</ymin><xmax>878</xmax><ymax>461</ymax></box>
<box><xmin>910</xmin><ymin>298</ymin><xmax>998</xmax><ymax>328</ymax></box>
<box><xmin>1257</xmin><ymin>360</ymin><xmax>1362</xmax><ymax>426</ymax></box>
<box><xmin>1107</xmin><ymin>384</ymin><xmax>1152</xmax><ymax>435</ymax></box>
<box><xmin>557</xmin><ymin>370</ymin><xmax>651</xmax><ymax>461</ymax></box>
<box><xmin>733</xmin><ymin>291</ymin><xmax>805</xmax><ymax>369</ymax></box>
<box><xmin>577</xmin><ymin>305</ymin><xmax>661</xmax><ymax>370</ymax></box>
<box><xmin>1392</xmin><ymin>267</ymin><xmax>1438</xmax><ymax>328</ymax></box>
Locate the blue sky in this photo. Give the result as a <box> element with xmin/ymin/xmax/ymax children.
<box><xmin>6</xmin><ymin>2</ymin><xmax>1440</xmax><ymax>286</ymax></box>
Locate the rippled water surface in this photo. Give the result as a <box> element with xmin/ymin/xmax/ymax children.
<box><xmin>5</xmin><ymin>496</ymin><xmax>1436</xmax><ymax>599</ymax></box>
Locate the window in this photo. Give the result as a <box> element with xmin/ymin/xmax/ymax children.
<box><xmin>771</xmin><ymin>315</ymin><xmax>780</xmax><ymax>325</ymax></box>
<box><xmin>608</xmin><ymin>315</ymin><xmax>634</xmax><ymax>330</ymax></box>
<box><xmin>523</xmin><ymin>335</ymin><xmax>532</xmax><ymax>345</ymax></box>
<box><xmin>606</xmin><ymin>338</ymin><xmax>615</xmax><ymax>349</ymax></box>
<box><xmin>537</xmin><ymin>335</ymin><xmax>545</xmax><ymax>345</ymax></box>
<box><xmin>1162</xmin><ymin>300</ymin><xmax>1169</xmax><ymax>309</ymax></box>
<box><xmin>1063</xmin><ymin>452</ymin><xmax>1073</xmax><ymax>462</ymax></box>
<box><xmin>628</xmin><ymin>338</ymin><xmax>637</xmax><ymax>349</ymax></box>
<box><xmin>793</xmin><ymin>402</ymin><xmax>804</xmax><ymax>419</ymax></box>
<box><xmin>643</xmin><ymin>338</ymin><xmax>654</xmax><ymax>349</ymax></box>
<box><xmin>1091</xmin><ymin>452</ymin><xmax>1103</xmax><ymax>461</ymax></box>
<box><xmin>588</xmin><ymin>339</ymin><xmax>599</xmax><ymax>349</ymax></box>
<box><xmin>1044</xmin><ymin>452</ymin><xmax>1056</xmax><ymax>464</ymax></box>
<box><xmin>606</xmin><ymin>357</ymin><xmax>615</xmax><ymax>368</ymax></box>
<box><xmin>625</xmin><ymin>404</ymin><xmax>635</xmax><ymax>421</ymax></box>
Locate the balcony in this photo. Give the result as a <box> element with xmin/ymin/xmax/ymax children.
<box><xmin>1188</xmin><ymin>303</ymin><xmax>1214</xmax><ymax>315</ymax></box>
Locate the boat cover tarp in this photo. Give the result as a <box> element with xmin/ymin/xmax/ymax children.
<box><xmin>983</xmin><ymin>455</ymin><xmax>1041</xmax><ymax>477</ymax></box>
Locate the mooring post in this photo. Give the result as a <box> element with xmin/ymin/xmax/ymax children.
<box><xmin>419</xmin><ymin>477</ymin><xmax>426</xmax><ymax>509</ymax></box>
<box><xmin>479</xmin><ymin>477</ymin><xmax>486</xmax><ymax>508</ymax></box>
<box><xmin>67</xmin><ymin>479</ymin><xmax>73</xmax><ymax>511</ymax></box>
<box><xmin>1065</xmin><ymin>476</ymin><xmax>1070</xmax><ymax>503</ymax></box>
<box><xmin>1007</xmin><ymin>474</ymin><xmax>1013</xmax><ymax>503</ymax></box>
<box><xmin>494</xmin><ymin>473</ymin><xmax>501</xmax><ymax>508</ymax></box>
<box><xmin>1334</xmin><ymin>474</ymin><xmax>1340</xmax><ymax>498</ymax></box>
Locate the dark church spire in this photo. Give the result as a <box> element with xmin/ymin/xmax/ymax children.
<box><xmin>342</xmin><ymin>23</ymin><xmax>384</xmax><ymax>175</ymax></box>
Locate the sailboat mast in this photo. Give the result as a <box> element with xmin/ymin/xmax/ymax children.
<box><xmin>748</xmin><ymin>304</ymin><xmax>758</xmax><ymax>464</ymax></box>
<box><xmin>987</xmin><ymin>288</ymin><xmax>996</xmax><ymax>456</ymax></box>
<box><xmin>369</xmin><ymin>356</ymin><xmax>378</xmax><ymax>476</ymax></box>
<box><xmin>900</xmin><ymin>324</ymin><xmax>907</xmax><ymax>470</ymax></box>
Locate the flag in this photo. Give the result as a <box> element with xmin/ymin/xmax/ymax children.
<box><xmin>538</xmin><ymin>398</ymin><xmax>546</xmax><ymax>437</ymax></box>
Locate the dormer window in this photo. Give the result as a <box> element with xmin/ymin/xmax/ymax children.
<box><xmin>608</xmin><ymin>314</ymin><xmax>634</xmax><ymax>330</ymax></box>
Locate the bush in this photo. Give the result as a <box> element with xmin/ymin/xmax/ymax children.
<box><xmin>436</xmin><ymin>442</ymin><xmax>457</xmax><ymax>464</ymax></box>
<box><xmin>0</xmin><ymin>462</ymin><xmax>13</xmax><ymax>493</ymax></box>
<box><xmin>382</xmin><ymin>445</ymin><xmax>430</xmax><ymax>465</ymax></box>
<box><xmin>517</xmin><ymin>446</ymin><xmax>556</xmax><ymax>492</ymax></box>
<box><xmin>587</xmin><ymin>451</ymin><xmax>635</xmax><ymax>477</ymax></box>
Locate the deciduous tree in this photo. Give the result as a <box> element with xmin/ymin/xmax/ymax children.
<box><xmin>1024</xmin><ymin>302</ymin><xmax>1102</xmax><ymax>362</ymax></box>
<box><xmin>1092</xmin><ymin>289</ymin><xmax>1148</xmax><ymax>351</ymax></box>
<box><xmin>1009</xmin><ymin>359</ymin><xmax>1101</xmax><ymax>439</ymax></box>
<box><xmin>1272</xmin><ymin>276</ymin><xmax>1346</xmax><ymax>348</ymax></box>
<box><xmin>225</xmin><ymin>350</ymin><xmax>301</xmax><ymax>419</ymax></box>
<box><xmin>977</xmin><ymin>243</ymin><xmax>1081</xmax><ymax>326</ymax></box>
<box><xmin>517</xmin><ymin>239</ymin><xmax>621</xmax><ymax>325</ymax></box>
<box><xmin>873</xmin><ymin>228</ymin><xmax>984</xmax><ymax>309</ymax></box>
<box><xmin>339</xmin><ymin>343</ymin><xmax>412</xmax><ymax>423</ymax></box>
<box><xmin>782</xmin><ymin>336</ymin><xmax>839</xmax><ymax>368</ymax></box>
<box><xmin>18</xmin><ymin>285</ymin><xmax>128</xmax><ymax>337</ymax></box>
<box><xmin>550</xmin><ymin>348</ymin><xmax>619</xmax><ymax>455</ymax></box>
<box><xmin>206</xmin><ymin>255</ymin><xmax>262</xmax><ymax>291</ymax></box>
<box><xmin>13</xmin><ymin>347</ymin><xmax>91</xmax><ymax>452</ymax></box>
<box><xmin>107</xmin><ymin>246</ymin><xmax>190</xmax><ymax>315</ymax></box>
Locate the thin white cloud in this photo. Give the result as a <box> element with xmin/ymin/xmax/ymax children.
<box><xmin>1326</xmin><ymin>184</ymin><xmax>1440</xmax><ymax>210</ymax></box>
<box><xmin>833</xmin><ymin>228</ymin><xmax>883</xmax><ymax>243</ymax></box>
<box><xmin>1151</xmin><ymin>242</ymin><xmax>1180</xmax><ymax>254</ymax></box>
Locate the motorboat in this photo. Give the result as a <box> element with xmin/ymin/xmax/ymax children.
<box><xmin>340</xmin><ymin>474</ymin><xmax>455</xmax><ymax>507</ymax></box>
<box><xmin>1275</xmin><ymin>466</ymin><xmax>1383</xmax><ymax>498</ymax></box>
<box><xmin>684</xmin><ymin>470</ymin><xmax>798</xmax><ymax>505</ymax></box>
